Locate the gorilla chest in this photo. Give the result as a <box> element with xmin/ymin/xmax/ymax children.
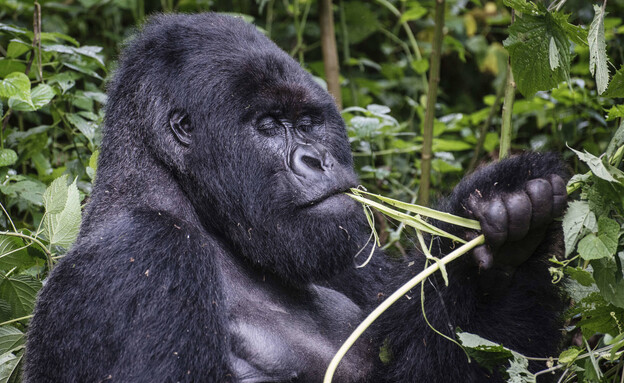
<box><xmin>218</xmin><ymin>258</ymin><xmax>375</xmax><ymax>383</ymax></box>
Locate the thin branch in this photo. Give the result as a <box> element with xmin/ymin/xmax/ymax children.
<box><xmin>499</xmin><ymin>10</ymin><xmax>516</xmax><ymax>160</ymax></box>
<box><xmin>418</xmin><ymin>0</ymin><xmax>445</xmax><ymax>206</ymax></box>
<box><xmin>319</xmin><ymin>0</ymin><xmax>342</xmax><ymax>108</ymax></box>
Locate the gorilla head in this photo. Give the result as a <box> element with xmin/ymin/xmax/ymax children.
<box><xmin>99</xmin><ymin>14</ymin><xmax>370</xmax><ymax>284</ymax></box>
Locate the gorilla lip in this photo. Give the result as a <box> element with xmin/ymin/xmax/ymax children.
<box><xmin>303</xmin><ymin>187</ymin><xmax>354</xmax><ymax>208</ymax></box>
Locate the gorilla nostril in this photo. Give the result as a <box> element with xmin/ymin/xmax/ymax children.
<box><xmin>302</xmin><ymin>155</ymin><xmax>323</xmax><ymax>171</ymax></box>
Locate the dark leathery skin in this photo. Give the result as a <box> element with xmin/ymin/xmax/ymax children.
<box><xmin>466</xmin><ymin>174</ymin><xmax>567</xmax><ymax>270</ymax></box>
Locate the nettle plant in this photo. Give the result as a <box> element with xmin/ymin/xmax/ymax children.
<box><xmin>0</xmin><ymin>16</ymin><xmax>104</xmax><ymax>379</ymax></box>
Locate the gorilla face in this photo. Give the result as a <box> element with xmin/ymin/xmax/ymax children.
<box><xmin>165</xmin><ymin>21</ymin><xmax>371</xmax><ymax>284</ymax></box>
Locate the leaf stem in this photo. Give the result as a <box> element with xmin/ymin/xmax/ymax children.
<box><xmin>0</xmin><ymin>315</ymin><xmax>33</xmax><ymax>326</ymax></box>
<box><xmin>323</xmin><ymin>234</ymin><xmax>485</xmax><ymax>383</ymax></box>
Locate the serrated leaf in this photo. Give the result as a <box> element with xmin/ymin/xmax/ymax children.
<box><xmin>577</xmin><ymin>217</ymin><xmax>619</xmax><ymax>261</ymax></box>
<box><xmin>43</xmin><ymin>177</ymin><xmax>81</xmax><ymax>249</ymax></box>
<box><xmin>0</xmin><ymin>276</ymin><xmax>41</xmax><ymax>318</ymax></box>
<box><xmin>0</xmin><ymin>150</ymin><xmax>17</xmax><ymax>168</ymax></box>
<box><xmin>562</xmin><ymin>201</ymin><xmax>595</xmax><ymax>256</ymax></box>
<box><xmin>558</xmin><ymin>348</ymin><xmax>581</xmax><ymax>365</ymax></box>
<box><xmin>502</xmin><ymin>0</ymin><xmax>538</xmax><ymax>15</ymax></box>
<box><xmin>606</xmin><ymin>105</ymin><xmax>624</xmax><ymax>122</ymax></box>
<box><xmin>570</xmin><ymin>147</ymin><xmax>616</xmax><ymax>182</ymax></box>
<box><xmin>588</xmin><ymin>4</ymin><xmax>610</xmax><ymax>95</ymax></box>
<box><xmin>603</xmin><ymin>66</ymin><xmax>624</xmax><ymax>98</ymax></box>
<box><xmin>506</xmin><ymin>356</ymin><xmax>535</xmax><ymax>383</ymax></box>
<box><xmin>457</xmin><ymin>332</ymin><xmax>515</xmax><ymax>372</ymax></box>
<box><xmin>548</xmin><ymin>37</ymin><xmax>560</xmax><ymax>70</ymax></box>
<box><xmin>503</xmin><ymin>13</ymin><xmax>571</xmax><ymax>97</ymax></box>
<box><xmin>43</xmin><ymin>175</ymin><xmax>69</xmax><ymax>215</ymax></box>
<box><xmin>0</xmin><ymin>73</ymin><xmax>29</xmax><ymax>101</ymax></box>
<box><xmin>592</xmin><ymin>256</ymin><xmax>624</xmax><ymax>308</ymax></box>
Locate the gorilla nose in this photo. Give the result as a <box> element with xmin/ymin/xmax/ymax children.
<box><xmin>291</xmin><ymin>143</ymin><xmax>334</xmax><ymax>179</ymax></box>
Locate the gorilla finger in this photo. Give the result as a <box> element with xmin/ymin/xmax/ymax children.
<box><xmin>479</xmin><ymin>196</ymin><xmax>508</xmax><ymax>248</ymax></box>
<box><xmin>525</xmin><ymin>179</ymin><xmax>553</xmax><ymax>227</ymax></box>
<box><xmin>503</xmin><ymin>191</ymin><xmax>531</xmax><ymax>241</ymax></box>
<box><xmin>472</xmin><ymin>245</ymin><xmax>494</xmax><ymax>270</ymax></box>
<box><xmin>547</xmin><ymin>174</ymin><xmax>567</xmax><ymax>217</ymax></box>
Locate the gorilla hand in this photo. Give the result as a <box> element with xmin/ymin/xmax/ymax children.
<box><xmin>465</xmin><ymin>174</ymin><xmax>567</xmax><ymax>271</ymax></box>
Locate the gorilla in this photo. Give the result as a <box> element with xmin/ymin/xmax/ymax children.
<box><xmin>25</xmin><ymin>13</ymin><xmax>569</xmax><ymax>383</ymax></box>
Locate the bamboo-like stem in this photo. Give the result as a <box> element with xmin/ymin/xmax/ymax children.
<box><xmin>417</xmin><ymin>0</ymin><xmax>445</xmax><ymax>206</ymax></box>
<box><xmin>499</xmin><ymin>11</ymin><xmax>516</xmax><ymax>159</ymax></box>
<box><xmin>323</xmin><ymin>234</ymin><xmax>485</xmax><ymax>383</ymax></box>
<box><xmin>319</xmin><ymin>0</ymin><xmax>342</xmax><ymax>108</ymax></box>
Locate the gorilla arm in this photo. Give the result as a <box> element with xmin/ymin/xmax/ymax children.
<box><xmin>25</xmin><ymin>210</ymin><xmax>232</xmax><ymax>383</ymax></box>
<box><xmin>367</xmin><ymin>152</ymin><xmax>568</xmax><ymax>383</ymax></box>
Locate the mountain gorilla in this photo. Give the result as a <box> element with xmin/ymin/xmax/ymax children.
<box><xmin>25</xmin><ymin>13</ymin><xmax>568</xmax><ymax>383</ymax></box>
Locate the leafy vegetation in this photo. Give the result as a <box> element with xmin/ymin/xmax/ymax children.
<box><xmin>0</xmin><ymin>0</ymin><xmax>623</xmax><ymax>381</ymax></box>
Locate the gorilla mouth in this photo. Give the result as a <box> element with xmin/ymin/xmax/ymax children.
<box><xmin>302</xmin><ymin>187</ymin><xmax>354</xmax><ymax>208</ymax></box>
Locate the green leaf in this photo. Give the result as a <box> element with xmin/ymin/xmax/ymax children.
<box><xmin>603</xmin><ymin>66</ymin><xmax>624</xmax><ymax>98</ymax></box>
<box><xmin>588</xmin><ymin>4</ymin><xmax>610</xmax><ymax>94</ymax></box>
<box><xmin>0</xmin><ymin>150</ymin><xmax>17</xmax><ymax>168</ymax></box>
<box><xmin>606</xmin><ymin>105</ymin><xmax>624</xmax><ymax>122</ymax></box>
<box><xmin>506</xmin><ymin>356</ymin><xmax>535</xmax><ymax>383</ymax></box>
<box><xmin>399</xmin><ymin>3</ymin><xmax>427</xmax><ymax>23</ymax></box>
<box><xmin>6</xmin><ymin>41</ymin><xmax>30</xmax><ymax>59</ymax></box>
<box><xmin>0</xmin><ymin>180</ymin><xmax>45</xmax><ymax>207</ymax></box>
<box><xmin>565</xmin><ymin>266</ymin><xmax>594</xmax><ymax>287</ymax></box>
<box><xmin>457</xmin><ymin>332</ymin><xmax>514</xmax><ymax>372</ymax></box>
<box><xmin>570</xmin><ymin>147</ymin><xmax>616</xmax><ymax>183</ymax></box>
<box><xmin>592</xmin><ymin>256</ymin><xmax>624</xmax><ymax>308</ymax></box>
<box><xmin>30</xmin><ymin>84</ymin><xmax>54</xmax><ymax>109</ymax></box>
<box><xmin>0</xmin><ymin>276</ymin><xmax>41</xmax><ymax>318</ymax></box>
<box><xmin>558</xmin><ymin>348</ymin><xmax>581</xmax><ymax>364</ymax></box>
<box><xmin>577</xmin><ymin>217</ymin><xmax>619</xmax><ymax>261</ymax></box>
<box><xmin>0</xmin><ymin>350</ymin><xmax>22</xmax><ymax>383</ymax></box>
<box><xmin>0</xmin><ymin>327</ymin><xmax>24</xmax><ymax>355</ymax></box>
<box><xmin>411</xmin><ymin>59</ymin><xmax>429</xmax><ymax>74</ymax></box>
<box><xmin>66</xmin><ymin>113</ymin><xmax>96</xmax><ymax>143</ymax></box>
<box><xmin>0</xmin><ymin>236</ymin><xmax>34</xmax><ymax>272</ymax></box>
<box><xmin>43</xmin><ymin>177</ymin><xmax>81</xmax><ymax>249</ymax></box>
<box><xmin>562</xmin><ymin>200</ymin><xmax>595</xmax><ymax>256</ymax></box>
<box><xmin>43</xmin><ymin>175</ymin><xmax>69</xmax><ymax>215</ymax></box>
<box><xmin>548</xmin><ymin>37</ymin><xmax>560</xmax><ymax>70</ymax></box>
<box><xmin>502</xmin><ymin>0</ymin><xmax>538</xmax><ymax>15</ymax></box>
<box><xmin>503</xmin><ymin>13</ymin><xmax>571</xmax><ymax>97</ymax></box>
<box><xmin>606</xmin><ymin>120</ymin><xmax>624</xmax><ymax>158</ymax></box>
<box><xmin>0</xmin><ymin>73</ymin><xmax>30</xmax><ymax>101</ymax></box>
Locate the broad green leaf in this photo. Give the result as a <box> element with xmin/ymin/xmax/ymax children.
<box><xmin>588</xmin><ymin>4</ymin><xmax>610</xmax><ymax>94</ymax></box>
<box><xmin>570</xmin><ymin>147</ymin><xmax>616</xmax><ymax>183</ymax></box>
<box><xmin>0</xmin><ymin>235</ymin><xmax>34</xmax><ymax>272</ymax></box>
<box><xmin>0</xmin><ymin>150</ymin><xmax>17</xmax><ymax>168</ymax></box>
<box><xmin>86</xmin><ymin>150</ymin><xmax>99</xmax><ymax>180</ymax></box>
<box><xmin>0</xmin><ymin>327</ymin><xmax>23</xmax><ymax>355</ymax></box>
<box><xmin>562</xmin><ymin>200</ymin><xmax>595</xmax><ymax>256</ymax></box>
<box><xmin>43</xmin><ymin>177</ymin><xmax>81</xmax><ymax>249</ymax></box>
<box><xmin>502</xmin><ymin>0</ymin><xmax>538</xmax><ymax>15</ymax></box>
<box><xmin>0</xmin><ymin>276</ymin><xmax>41</xmax><ymax>318</ymax></box>
<box><xmin>565</xmin><ymin>267</ymin><xmax>594</xmax><ymax>287</ymax></box>
<box><xmin>558</xmin><ymin>348</ymin><xmax>581</xmax><ymax>364</ymax></box>
<box><xmin>0</xmin><ymin>180</ymin><xmax>45</xmax><ymax>207</ymax></box>
<box><xmin>0</xmin><ymin>73</ymin><xmax>30</xmax><ymax>101</ymax></box>
<box><xmin>457</xmin><ymin>332</ymin><xmax>514</xmax><ymax>372</ymax></box>
<box><xmin>66</xmin><ymin>113</ymin><xmax>96</xmax><ymax>143</ymax></box>
<box><xmin>0</xmin><ymin>350</ymin><xmax>21</xmax><ymax>383</ymax></box>
<box><xmin>6</xmin><ymin>41</ymin><xmax>30</xmax><ymax>59</ymax></box>
<box><xmin>432</xmin><ymin>138</ymin><xmax>472</xmax><ymax>152</ymax></box>
<box><xmin>43</xmin><ymin>175</ymin><xmax>69</xmax><ymax>215</ymax></box>
<box><xmin>603</xmin><ymin>66</ymin><xmax>624</xmax><ymax>98</ymax></box>
<box><xmin>577</xmin><ymin>217</ymin><xmax>619</xmax><ymax>261</ymax></box>
<box><xmin>592</xmin><ymin>256</ymin><xmax>624</xmax><ymax>308</ymax></box>
<box><xmin>503</xmin><ymin>13</ymin><xmax>571</xmax><ymax>97</ymax></box>
<box><xmin>7</xmin><ymin>96</ymin><xmax>34</xmax><ymax>112</ymax></box>
<box><xmin>30</xmin><ymin>84</ymin><xmax>54</xmax><ymax>109</ymax></box>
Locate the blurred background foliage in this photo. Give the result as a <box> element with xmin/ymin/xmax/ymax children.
<box><xmin>0</xmin><ymin>0</ymin><xmax>623</xmax><ymax>381</ymax></box>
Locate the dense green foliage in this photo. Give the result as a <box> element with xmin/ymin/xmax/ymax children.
<box><xmin>0</xmin><ymin>0</ymin><xmax>623</xmax><ymax>381</ymax></box>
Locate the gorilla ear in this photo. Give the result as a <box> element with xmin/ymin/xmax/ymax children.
<box><xmin>169</xmin><ymin>111</ymin><xmax>192</xmax><ymax>147</ymax></box>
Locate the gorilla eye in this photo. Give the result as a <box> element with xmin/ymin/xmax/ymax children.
<box><xmin>297</xmin><ymin>117</ymin><xmax>315</xmax><ymax>133</ymax></box>
<box><xmin>257</xmin><ymin>117</ymin><xmax>282</xmax><ymax>136</ymax></box>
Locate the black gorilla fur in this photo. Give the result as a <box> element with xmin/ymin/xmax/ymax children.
<box><xmin>25</xmin><ymin>14</ymin><xmax>569</xmax><ymax>383</ymax></box>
